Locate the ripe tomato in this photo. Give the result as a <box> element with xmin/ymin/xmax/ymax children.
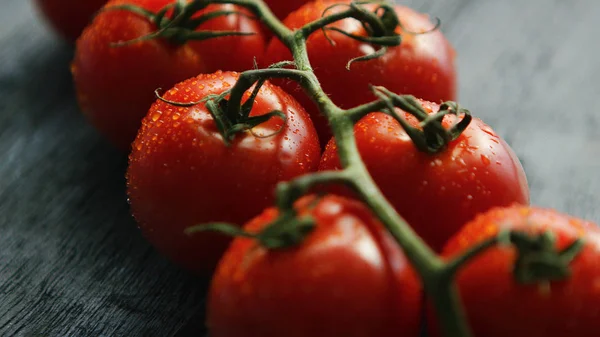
<box><xmin>430</xmin><ymin>206</ymin><xmax>600</xmax><ymax>337</ymax></box>
<box><xmin>263</xmin><ymin>0</ymin><xmax>309</xmax><ymax>19</ymax></box>
<box><xmin>207</xmin><ymin>195</ymin><xmax>422</xmax><ymax>337</ymax></box>
<box><xmin>72</xmin><ymin>0</ymin><xmax>266</xmax><ymax>150</ymax></box>
<box><xmin>319</xmin><ymin>99</ymin><xmax>530</xmax><ymax>251</ymax></box>
<box><xmin>126</xmin><ymin>71</ymin><xmax>320</xmax><ymax>274</ymax></box>
<box><xmin>263</xmin><ymin>0</ymin><xmax>457</xmax><ymax>143</ymax></box>
<box><xmin>33</xmin><ymin>0</ymin><xmax>108</xmax><ymax>42</ymax></box>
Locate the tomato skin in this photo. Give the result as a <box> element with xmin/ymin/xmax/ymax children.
<box><xmin>429</xmin><ymin>206</ymin><xmax>600</xmax><ymax>337</ymax></box>
<box><xmin>263</xmin><ymin>0</ymin><xmax>457</xmax><ymax>143</ymax></box>
<box><xmin>126</xmin><ymin>71</ymin><xmax>320</xmax><ymax>274</ymax></box>
<box><xmin>319</xmin><ymin>100</ymin><xmax>530</xmax><ymax>251</ymax></box>
<box><xmin>263</xmin><ymin>0</ymin><xmax>310</xmax><ymax>19</ymax></box>
<box><xmin>34</xmin><ymin>0</ymin><xmax>108</xmax><ymax>42</ymax></box>
<box><xmin>72</xmin><ymin>0</ymin><xmax>266</xmax><ymax>150</ymax></box>
<box><xmin>184</xmin><ymin>3</ymin><xmax>267</xmax><ymax>73</ymax></box>
<box><xmin>207</xmin><ymin>195</ymin><xmax>422</xmax><ymax>337</ymax></box>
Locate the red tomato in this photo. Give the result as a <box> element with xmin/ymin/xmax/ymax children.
<box><xmin>207</xmin><ymin>195</ymin><xmax>423</xmax><ymax>337</ymax></box>
<box><xmin>263</xmin><ymin>0</ymin><xmax>309</xmax><ymax>19</ymax></box>
<box><xmin>263</xmin><ymin>0</ymin><xmax>457</xmax><ymax>144</ymax></box>
<box><xmin>430</xmin><ymin>206</ymin><xmax>600</xmax><ymax>337</ymax></box>
<box><xmin>72</xmin><ymin>0</ymin><xmax>266</xmax><ymax>150</ymax></box>
<box><xmin>319</xmin><ymin>100</ymin><xmax>530</xmax><ymax>251</ymax></box>
<box><xmin>34</xmin><ymin>0</ymin><xmax>108</xmax><ymax>42</ymax></box>
<box><xmin>126</xmin><ymin>71</ymin><xmax>320</xmax><ymax>274</ymax></box>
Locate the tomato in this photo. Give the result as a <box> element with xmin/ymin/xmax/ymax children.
<box><xmin>262</xmin><ymin>0</ymin><xmax>457</xmax><ymax>144</ymax></box>
<box><xmin>263</xmin><ymin>0</ymin><xmax>309</xmax><ymax>20</ymax></box>
<box><xmin>126</xmin><ymin>71</ymin><xmax>320</xmax><ymax>274</ymax></box>
<box><xmin>319</xmin><ymin>99</ymin><xmax>530</xmax><ymax>251</ymax></box>
<box><xmin>34</xmin><ymin>0</ymin><xmax>108</xmax><ymax>42</ymax></box>
<box><xmin>72</xmin><ymin>0</ymin><xmax>266</xmax><ymax>150</ymax></box>
<box><xmin>429</xmin><ymin>205</ymin><xmax>600</xmax><ymax>337</ymax></box>
<box><xmin>207</xmin><ymin>195</ymin><xmax>422</xmax><ymax>337</ymax></box>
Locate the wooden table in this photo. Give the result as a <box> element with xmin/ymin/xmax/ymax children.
<box><xmin>1</xmin><ymin>0</ymin><xmax>599</xmax><ymax>336</ymax></box>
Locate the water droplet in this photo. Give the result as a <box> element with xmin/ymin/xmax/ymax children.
<box><xmin>481</xmin><ymin>154</ymin><xmax>491</xmax><ymax>166</ymax></box>
<box><xmin>151</xmin><ymin>113</ymin><xmax>161</xmax><ymax>121</ymax></box>
<box><xmin>467</xmin><ymin>195</ymin><xmax>473</xmax><ymax>200</ymax></box>
<box><xmin>481</xmin><ymin>125</ymin><xmax>498</xmax><ymax>138</ymax></box>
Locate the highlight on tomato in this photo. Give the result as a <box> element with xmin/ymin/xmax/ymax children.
<box><xmin>206</xmin><ymin>195</ymin><xmax>423</xmax><ymax>337</ymax></box>
<box><xmin>319</xmin><ymin>98</ymin><xmax>530</xmax><ymax>251</ymax></box>
<box><xmin>72</xmin><ymin>0</ymin><xmax>267</xmax><ymax>150</ymax></box>
<box><xmin>126</xmin><ymin>71</ymin><xmax>321</xmax><ymax>274</ymax></box>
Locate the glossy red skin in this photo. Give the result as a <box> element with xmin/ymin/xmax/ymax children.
<box><xmin>319</xmin><ymin>100</ymin><xmax>530</xmax><ymax>251</ymax></box>
<box><xmin>126</xmin><ymin>71</ymin><xmax>320</xmax><ymax>274</ymax></box>
<box><xmin>72</xmin><ymin>0</ymin><xmax>266</xmax><ymax>150</ymax></box>
<box><xmin>208</xmin><ymin>195</ymin><xmax>422</xmax><ymax>337</ymax></box>
<box><xmin>263</xmin><ymin>0</ymin><xmax>310</xmax><ymax>19</ymax></box>
<box><xmin>430</xmin><ymin>206</ymin><xmax>600</xmax><ymax>337</ymax></box>
<box><xmin>188</xmin><ymin>3</ymin><xmax>267</xmax><ymax>71</ymax></box>
<box><xmin>263</xmin><ymin>0</ymin><xmax>457</xmax><ymax>144</ymax></box>
<box><xmin>34</xmin><ymin>0</ymin><xmax>108</xmax><ymax>42</ymax></box>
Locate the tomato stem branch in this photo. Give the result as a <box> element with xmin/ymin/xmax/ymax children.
<box><xmin>276</xmin><ymin>171</ymin><xmax>352</xmax><ymax>210</ymax></box>
<box><xmin>193</xmin><ymin>1</ymin><xmax>475</xmax><ymax>336</ymax></box>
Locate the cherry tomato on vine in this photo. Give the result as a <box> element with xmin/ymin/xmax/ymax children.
<box><xmin>319</xmin><ymin>99</ymin><xmax>530</xmax><ymax>251</ymax></box>
<box><xmin>429</xmin><ymin>205</ymin><xmax>600</xmax><ymax>337</ymax></box>
<box><xmin>72</xmin><ymin>0</ymin><xmax>266</xmax><ymax>150</ymax></box>
<box><xmin>262</xmin><ymin>0</ymin><xmax>457</xmax><ymax>143</ymax></box>
<box><xmin>263</xmin><ymin>0</ymin><xmax>309</xmax><ymax>20</ymax></box>
<box><xmin>207</xmin><ymin>195</ymin><xmax>422</xmax><ymax>337</ymax></box>
<box><xmin>126</xmin><ymin>71</ymin><xmax>320</xmax><ymax>274</ymax></box>
<box><xmin>33</xmin><ymin>0</ymin><xmax>108</xmax><ymax>42</ymax></box>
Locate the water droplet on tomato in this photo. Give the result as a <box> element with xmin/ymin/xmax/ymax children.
<box><xmin>151</xmin><ymin>112</ymin><xmax>161</xmax><ymax>122</ymax></box>
<box><xmin>481</xmin><ymin>125</ymin><xmax>498</xmax><ymax>138</ymax></box>
<box><xmin>481</xmin><ymin>154</ymin><xmax>491</xmax><ymax>166</ymax></box>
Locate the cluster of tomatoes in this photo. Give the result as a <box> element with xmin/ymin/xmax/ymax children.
<box><xmin>35</xmin><ymin>0</ymin><xmax>600</xmax><ymax>336</ymax></box>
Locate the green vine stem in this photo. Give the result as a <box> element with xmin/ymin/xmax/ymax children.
<box><xmin>166</xmin><ymin>1</ymin><xmax>584</xmax><ymax>336</ymax></box>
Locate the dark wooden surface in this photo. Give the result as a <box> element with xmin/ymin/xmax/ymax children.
<box><xmin>1</xmin><ymin>0</ymin><xmax>599</xmax><ymax>336</ymax></box>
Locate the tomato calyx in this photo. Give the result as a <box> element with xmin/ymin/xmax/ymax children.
<box><xmin>102</xmin><ymin>1</ymin><xmax>256</xmax><ymax>46</ymax></box>
<box><xmin>155</xmin><ymin>83</ymin><xmax>287</xmax><ymax>146</ymax></box>
<box><xmin>447</xmin><ymin>228</ymin><xmax>585</xmax><ymax>286</ymax></box>
<box><xmin>503</xmin><ymin>230</ymin><xmax>584</xmax><ymax>284</ymax></box>
<box><xmin>371</xmin><ymin>86</ymin><xmax>472</xmax><ymax>154</ymax></box>
<box><xmin>185</xmin><ymin>211</ymin><xmax>316</xmax><ymax>250</ymax></box>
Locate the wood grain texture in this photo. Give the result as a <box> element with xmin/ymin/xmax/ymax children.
<box><xmin>1</xmin><ymin>0</ymin><xmax>599</xmax><ymax>336</ymax></box>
